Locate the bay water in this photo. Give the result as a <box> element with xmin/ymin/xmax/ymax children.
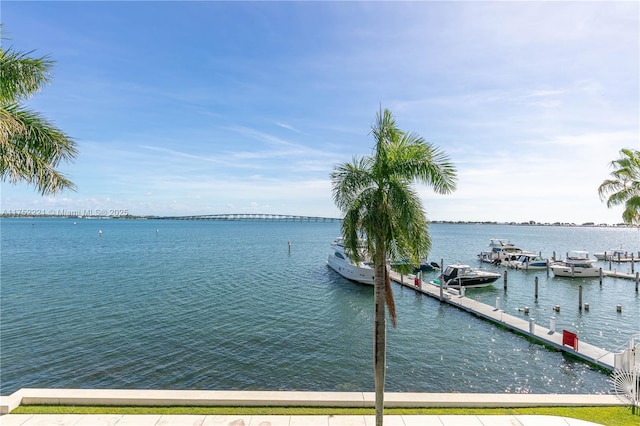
<box><xmin>1</xmin><ymin>218</ymin><xmax>639</xmax><ymax>396</ymax></box>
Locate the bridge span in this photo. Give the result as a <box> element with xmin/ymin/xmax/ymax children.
<box><xmin>155</xmin><ymin>213</ymin><xmax>342</xmax><ymax>222</ymax></box>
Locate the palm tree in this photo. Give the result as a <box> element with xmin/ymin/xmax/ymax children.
<box><xmin>1</xmin><ymin>29</ymin><xmax>77</xmax><ymax>194</ymax></box>
<box><xmin>598</xmin><ymin>148</ymin><xmax>640</xmax><ymax>225</ymax></box>
<box><xmin>331</xmin><ymin>108</ymin><xmax>457</xmax><ymax>426</ymax></box>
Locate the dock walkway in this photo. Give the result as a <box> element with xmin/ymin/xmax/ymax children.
<box><xmin>603</xmin><ymin>268</ymin><xmax>640</xmax><ymax>281</ymax></box>
<box><xmin>389</xmin><ymin>271</ymin><xmax>616</xmax><ymax>370</ymax></box>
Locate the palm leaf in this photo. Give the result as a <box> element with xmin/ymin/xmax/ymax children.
<box><xmin>599</xmin><ymin>149</ymin><xmax>640</xmax><ymax>225</ymax></box>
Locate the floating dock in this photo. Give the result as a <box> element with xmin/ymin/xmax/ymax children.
<box><xmin>389</xmin><ymin>271</ymin><xmax>616</xmax><ymax>371</ymax></box>
<box><xmin>603</xmin><ymin>269</ymin><xmax>640</xmax><ymax>281</ymax></box>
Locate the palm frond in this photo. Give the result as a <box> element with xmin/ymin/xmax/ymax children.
<box><xmin>599</xmin><ymin>149</ymin><xmax>640</xmax><ymax>224</ymax></box>
<box><xmin>0</xmin><ymin>47</ymin><xmax>53</xmax><ymax>103</ymax></box>
<box><xmin>1</xmin><ymin>103</ymin><xmax>77</xmax><ymax>194</ymax></box>
<box><xmin>331</xmin><ymin>157</ymin><xmax>373</xmax><ymax>212</ymax></box>
<box><xmin>623</xmin><ymin>195</ymin><xmax>640</xmax><ymax>225</ymax></box>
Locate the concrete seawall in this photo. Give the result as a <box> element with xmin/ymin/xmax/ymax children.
<box><xmin>1</xmin><ymin>388</ymin><xmax>625</xmax><ymax>414</ymax></box>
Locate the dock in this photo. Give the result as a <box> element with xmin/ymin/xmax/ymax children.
<box><xmin>389</xmin><ymin>271</ymin><xmax>616</xmax><ymax>371</ymax></box>
<box><xmin>603</xmin><ymin>268</ymin><xmax>640</xmax><ymax>281</ymax></box>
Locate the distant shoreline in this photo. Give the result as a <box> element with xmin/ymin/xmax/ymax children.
<box><xmin>0</xmin><ymin>213</ymin><xmax>634</xmax><ymax>228</ymax></box>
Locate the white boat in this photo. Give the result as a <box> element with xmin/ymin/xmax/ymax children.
<box><xmin>478</xmin><ymin>238</ymin><xmax>525</xmax><ymax>264</ymax></box>
<box><xmin>327</xmin><ymin>238</ymin><xmax>375</xmax><ymax>285</ymax></box>
<box><xmin>432</xmin><ymin>264</ymin><xmax>501</xmax><ymax>288</ymax></box>
<box><xmin>550</xmin><ymin>250</ymin><xmax>601</xmax><ymax>278</ymax></box>
<box><xmin>504</xmin><ymin>253</ymin><xmax>550</xmax><ymax>270</ymax></box>
<box><xmin>594</xmin><ymin>249</ymin><xmax>637</xmax><ymax>262</ymax></box>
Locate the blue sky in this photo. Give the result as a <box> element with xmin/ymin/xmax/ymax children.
<box><xmin>2</xmin><ymin>1</ymin><xmax>638</xmax><ymax>224</ymax></box>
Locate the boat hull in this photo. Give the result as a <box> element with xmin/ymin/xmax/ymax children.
<box><xmin>595</xmin><ymin>251</ymin><xmax>636</xmax><ymax>262</ymax></box>
<box><xmin>443</xmin><ymin>276</ymin><xmax>500</xmax><ymax>288</ymax></box>
<box><xmin>505</xmin><ymin>259</ymin><xmax>549</xmax><ymax>270</ymax></box>
<box><xmin>550</xmin><ymin>265</ymin><xmax>601</xmax><ymax>278</ymax></box>
<box><xmin>327</xmin><ymin>255</ymin><xmax>375</xmax><ymax>285</ymax></box>
<box><xmin>438</xmin><ymin>264</ymin><xmax>501</xmax><ymax>289</ymax></box>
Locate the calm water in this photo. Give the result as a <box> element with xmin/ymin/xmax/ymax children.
<box><xmin>1</xmin><ymin>218</ymin><xmax>639</xmax><ymax>396</ymax></box>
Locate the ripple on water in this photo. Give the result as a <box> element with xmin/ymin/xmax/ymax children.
<box><xmin>1</xmin><ymin>219</ymin><xmax>634</xmax><ymax>395</ymax></box>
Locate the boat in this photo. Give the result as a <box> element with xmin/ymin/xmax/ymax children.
<box><xmin>503</xmin><ymin>253</ymin><xmax>550</xmax><ymax>270</ymax></box>
<box><xmin>327</xmin><ymin>238</ymin><xmax>375</xmax><ymax>285</ymax></box>
<box><xmin>478</xmin><ymin>238</ymin><xmax>525</xmax><ymax>264</ymax></box>
<box><xmin>392</xmin><ymin>259</ymin><xmax>440</xmax><ymax>273</ymax></box>
<box><xmin>550</xmin><ymin>250</ymin><xmax>601</xmax><ymax>278</ymax></box>
<box><xmin>415</xmin><ymin>261</ymin><xmax>441</xmax><ymax>273</ymax></box>
<box><xmin>594</xmin><ymin>249</ymin><xmax>637</xmax><ymax>262</ymax></box>
<box><xmin>432</xmin><ymin>264</ymin><xmax>501</xmax><ymax>288</ymax></box>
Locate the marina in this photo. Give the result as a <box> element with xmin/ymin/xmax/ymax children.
<box><xmin>391</xmin><ymin>271</ymin><xmax>617</xmax><ymax>371</ymax></box>
<box><xmin>1</xmin><ymin>219</ymin><xmax>639</xmax><ymax>397</ymax></box>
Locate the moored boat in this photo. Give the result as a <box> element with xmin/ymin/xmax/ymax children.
<box><xmin>594</xmin><ymin>249</ymin><xmax>637</xmax><ymax>262</ymax></box>
<box><xmin>433</xmin><ymin>264</ymin><xmax>501</xmax><ymax>288</ymax></box>
<box><xmin>327</xmin><ymin>238</ymin><xmax>375</xmax><ymax>285</ymax></box>
<box><xmin>478</xmin><ymin>238</ymin><xmax>525</xmax><ymax>264</ymax></box>
<box><xmin>504</xmin><ymin>253</ymin><xmax>550</xmax><ymax>270</ymax></box>
<box><xmin>392</xmin><ymin>259</ymin><xmax>440</xmax><ymax>273</ymax></box>
<box><xmin>550</xmin><ymin>250</ymin><xmax>600</xmax><ymax>278</ymax></box>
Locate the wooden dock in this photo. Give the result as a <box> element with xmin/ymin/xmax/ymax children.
<box><xmin>389</xmin><ymin>271</ymin><xmax>616</xmax><ymax>371</ymax></box>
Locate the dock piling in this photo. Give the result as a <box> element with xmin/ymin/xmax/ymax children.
<box><xmin>578</xmin><ymin>285</ymin><xmax>583</xmax><ymax>311</ymax></box>
<box><xmin>387</xmin><ymin>270</ymin><xmax>616</xmax><ymax>371</ymax></box>
<box><xmin>439</xmin><ymin>259</ymin><xmax>444</xmax><ymax>302</ymax></box>
<box><xmin>636</xmin><ymin>272</ymin><xmax>639</xmax><ymax>292</ymax></box>
<box><xmin>534</xmin><ymin>277</ymin><xmax>538</xmax><ymax>301</ymax></box>
<box><xmin>503</xmin><ymin>270</ymin><xmax>508</xmax><ymax>290</ymax></box>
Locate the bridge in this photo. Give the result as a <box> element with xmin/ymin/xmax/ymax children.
<box><xmin>155</xmin><ymin>213</ymin><xmax>342</xmax><ymax>222</ymax></box>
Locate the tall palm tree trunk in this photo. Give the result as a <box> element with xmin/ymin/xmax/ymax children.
<box><xmin>373</xmin><ymin>253</ymin><xmax>387</xmax><ymax>426</ymax></box>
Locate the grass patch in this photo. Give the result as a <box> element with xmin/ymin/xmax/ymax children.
<box><xmin>12</xmin><ymin>405</ymin><xmax>639</xmax><ymax>426</ymax></box>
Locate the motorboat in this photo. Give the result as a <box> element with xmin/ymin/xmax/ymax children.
<box><xmin>432</xmin><ymin>264</ymin><xmax>501</xmax><ymax>288</ymax></box>
<box><xmin>594</xmin><ymin>249</ymin><xmax>637</xmax><ymax>262</ymax></box>
<box><xmin>503</xmin><ymin>253</ymin><xmax>549</xmax><ymax>270</ymax></box>
<box><xmin>327</xmin><ymin>238</ymin><xmax>375</xmax><ymax>285</ymax></box>
<box><xmin>478</xmin><ymin>238</ymin><xmax>525</xmax><ymax>264</ymax></box>
<box><xmin>415</xmin><ymin>260</ymin><xmax>441</xmax><ymax>272</ymax></box>
<box><xmin>392</xmin><ymin>259</ymin><xmax>440</xmax><ymax>273</ymax></box>
<box><xmin>550</xmin><ymin>250</ymin><xmax>601</xmax><ymax>278</ymax></box>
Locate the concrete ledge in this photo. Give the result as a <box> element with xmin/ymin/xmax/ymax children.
<box><xmin>379</xmin><ymin>392</ymin><xmax>624</xmax><ymax>408</ymax></box>
<box><xmin>0</xmin><ymin>389</ymin><xmax>23</xmax><ymax>414</ymax></box>
<box><xmin>0</xmin><ymin>388</ymin><xmax>625</xmax><ymax>414</ymax></box>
